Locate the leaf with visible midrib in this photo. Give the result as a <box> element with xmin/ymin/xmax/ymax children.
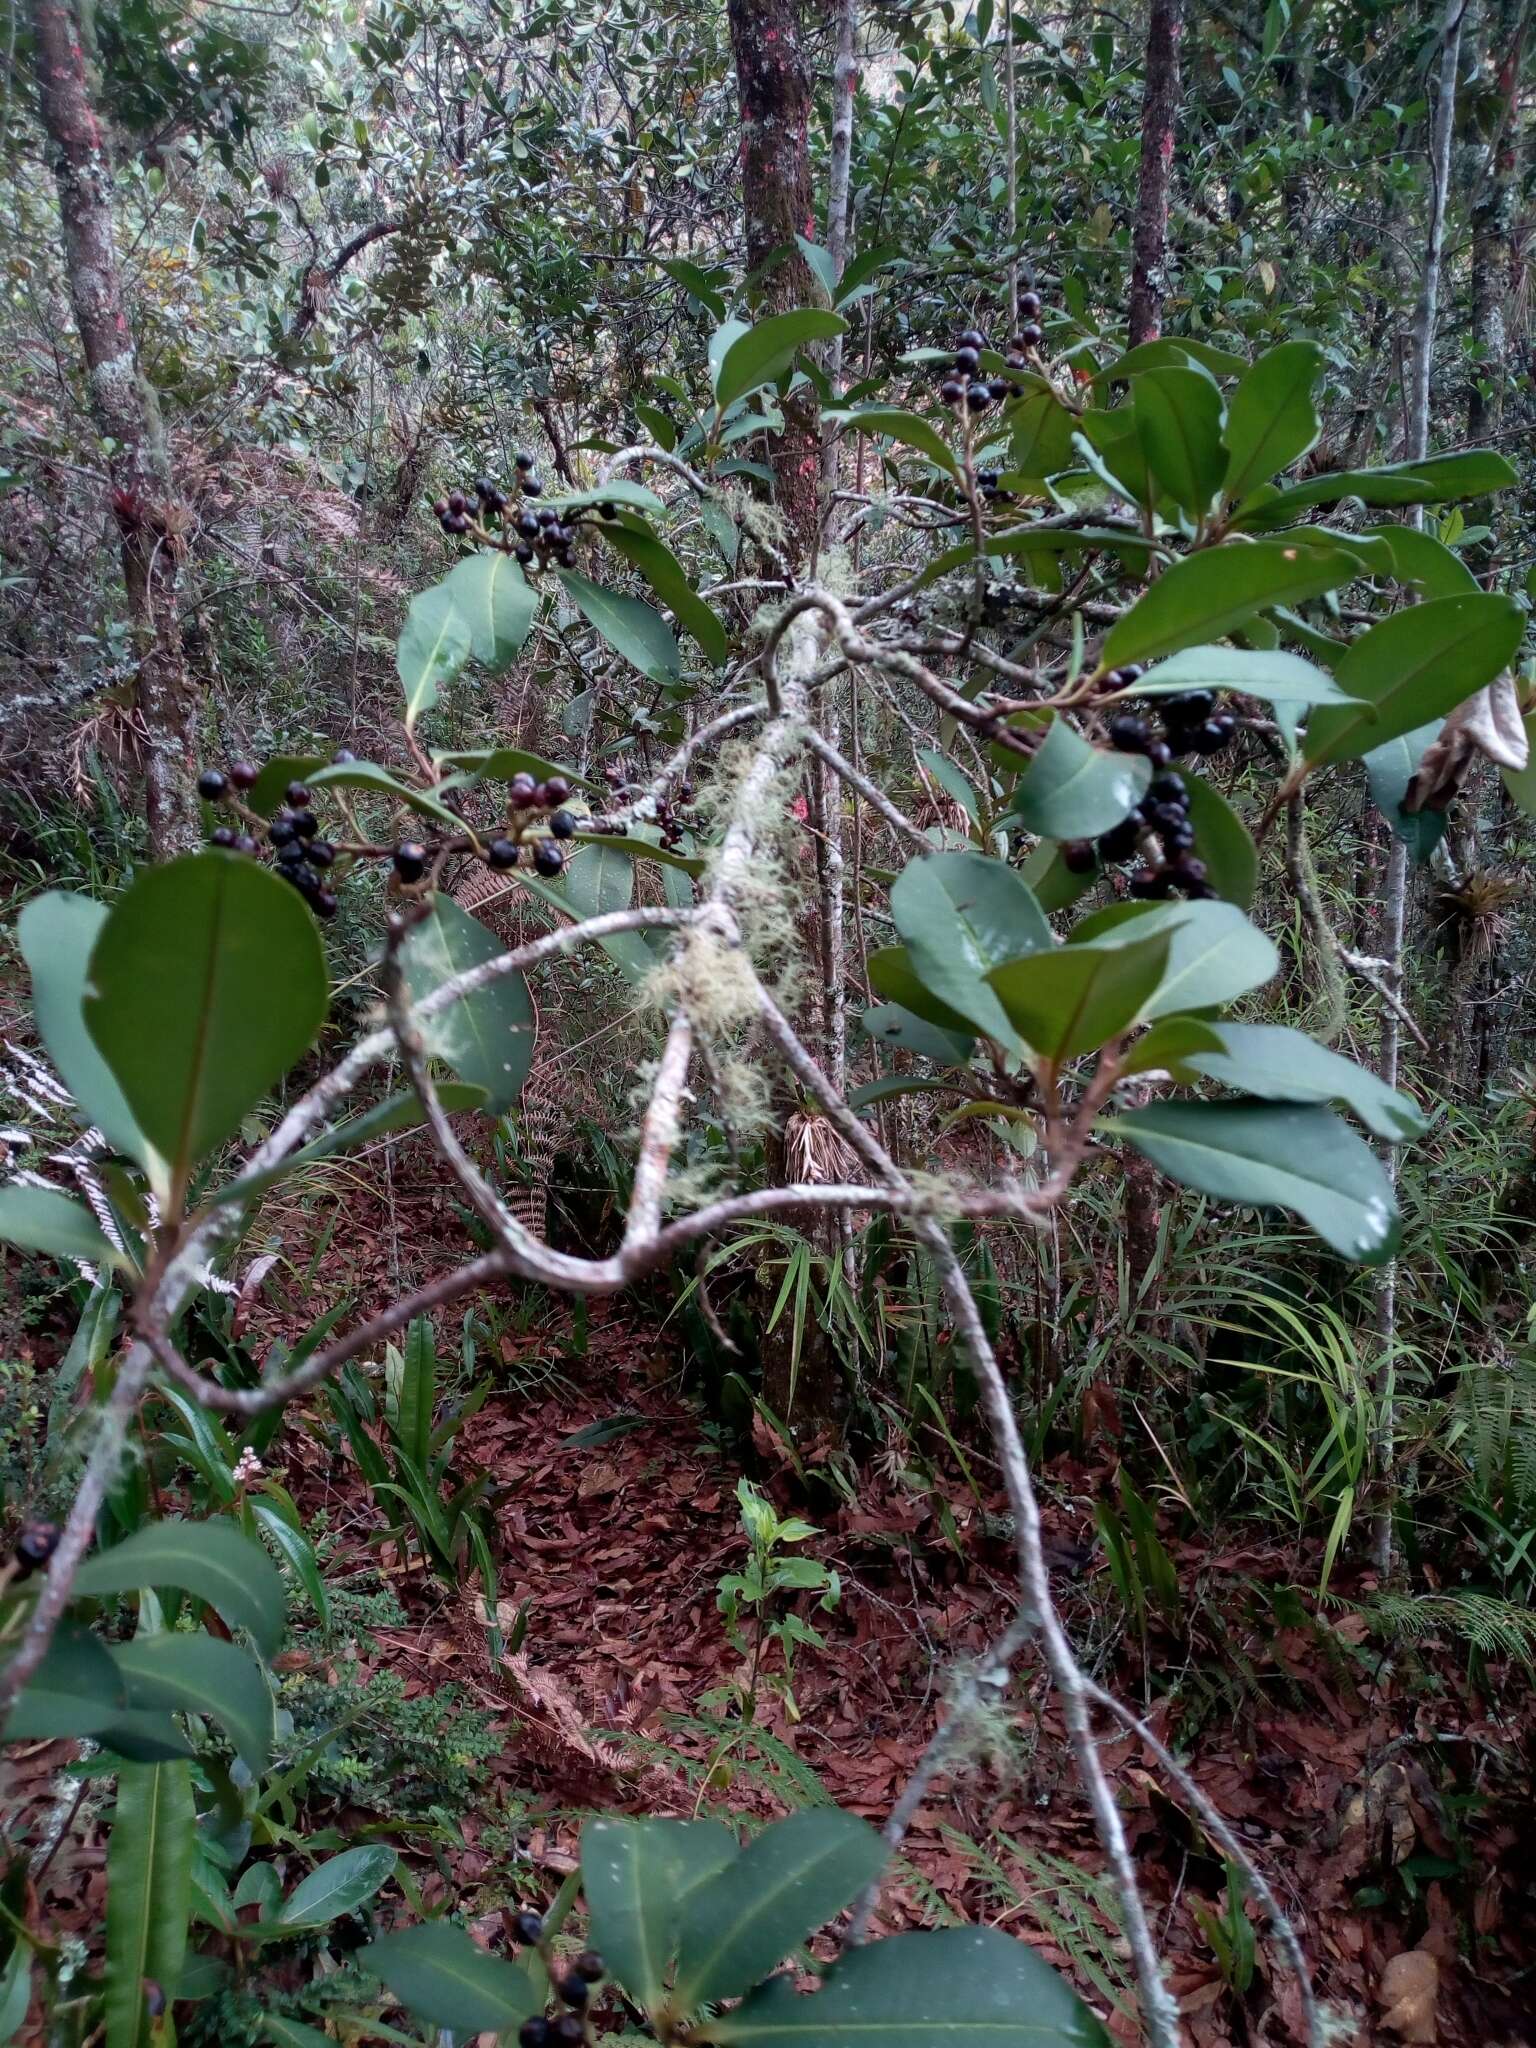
<box><xmin>0</xmin><ymin>1184</ymin><xmax>119</xmax><ymax>1267</ymax></box>
<box><xmin>890</xmin><ymin>851</ymin><xmax>1051</xmax><ymax>1050</ymax></box>
<box><xmin>112</xmin><ymin>1632</ymin><xmax>274</xmax><ymax>1774</ymax></box>
<box><xmin>19</xmin><ymin>892</ymin><xmax>146</xmax><ymax>1164</ymax></box>
<box><xmin>714</xmin><ymin>309</ymin><xmax>846</xmax><ymax>408</ymax></box>
<box><xmin>1303</xmin><ymin>593</ymin><xmax>1525</xmax><ymax>767</ymax></box>
<box><xmin>276</xmin><ymin>1846</ymin><xmax>397</xmax><ymax>1928</ymax></box>
<box><xmin>398</xmin><ymin>580</ymin><xmax>472</xmax><ymax>729</ymax></box>
<box><xmin>400</xmin><ymin>894</ymin><xmax>535</xmax><ymax>1113</ymax></box>
<box><xmin>671</xmin><ymin>1812</ymin><xmax>886</xmax><ymax>2012</ymax></box>
<box><xmin>1182</xmin><ymin>1023</ymin><xmax>1426</xmax><ymax>1140</ymax></box>
<box><xmin>558</xmin><ymin>567</ymin><xmax>680</xmax><ymax>681</ymax></box>
<box><xmin>445</xmin><ymin>551</ymin><xmax>539</xmax><ymax>669</ymax></box>
<box><xmin>362</xmin><ymin>1923</ymin><xmax>536</xmax><ymax>2034</ymax></box>
<box><xmin>71</xmin><ymin>1518</ymin><xmax>285</xmax><ymax>1657</ymax></box>
<box><xmin>999</xmin><ymin>717</ymin><xmax>1151</xmax><ymax>838</ymax></box>
<box><xmin>1111</xmin><ymin>1099</ymin><xmax>1400</xmax><ymax>1263</ymax></box>
<box><xmin>83</xmin><ymin>853</ymin><xmax>328</xmax><ymax>1200</ymax></box>
<box><xmin>104</xmin><ymin>1762</ymin><xmax>194</xmax><ymax>2048</ymax></box>
<box><xmin>984</xmin><ymin>934</ymin><xmax>1172</xmax><ymax>1065</ymax></box>
<box><xmin>1135</xmin><ymin>364</ymin><xmax>1227</xmax><ymax>516</ymax></box>
<box><xmin>582</xmin><ymin>1817</ymin><xmax>737</xmax><ymax>2015</ymax></box>
<box><xmin>1100</xmin><ymin>539</ymin><xmax>1361</xmax><ymax>669</ymax></box>
<box><xmin>708</xmin><ymin>1925</ymin><xmax>1111</xmax><ymax>2048</ymax></box>
<box><xmin>1220</xmin><ymin>340</ymin><xmax>1323</xmax><ymax>507</ymax></box>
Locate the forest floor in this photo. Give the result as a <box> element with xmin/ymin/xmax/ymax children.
<box><xmin>9</xmin><ymin>1165</ymin><xmax>1536</xmax><ymax>2048</ymax></box>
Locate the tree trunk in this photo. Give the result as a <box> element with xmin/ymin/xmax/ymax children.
<box><xmin>1127</xmin><ymin>0</ymin><xmax>1184</xmax><ymax>346</ymax></box>
<box><xmin>28</xmin><ymin>0</ymin><xmax>198</xmax><ymax>860</ymax></box>
<box><xmin>727</xmin><ymin>0</ymin><xmax>822</xmax><ymax>568</ymax></box>
<box><xmin>1468</xmin><ymin>0</ymin><xmax>1527</xmax><ymax>442</ymax></box>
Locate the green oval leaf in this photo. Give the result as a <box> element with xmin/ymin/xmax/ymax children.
<box><xmin>825</xmin><ymin>407</ymin><xmax>957</xmax><ymax>478</ymax></box>
<box><xmin>1111</xmin><ymin>1100</ymin><xmax>1400</xmax><ymax>1263</ymax></box>
<box><xmin>111</xmin><ymin>1633</ymin><xmax>274</xmax><ymax>1775</ymax></box>
<box><xmin>1303</xmin><ymin>593</ymin><xmax>1525</xmax><ymax>768</ymax></box>
<box><xmin>1182</xmin><ymin>775</ymin><xmax>1257</xmax><ymax>910</ymax></box>
<box><xmin>398</xmin><ymin>581</ymin><xmax>473</xmax><ymax>730</ymax></box>
<box><xmin>83</xmin><ymin>853</ymin><xmax>327</xmax><ymax>1198</ymax></box>
<box><xmin>362</xmin><ymin>1923</ymin><xmax>537</xmax><ymax>2034</ymax></box>
<box><xmin>1220</xmin><ymin>340</ymin><xmax>1323</xmax><ymax>507</ymax></box>
<box><xmin>19</xmin><ymin>892</ymin><xmax>146</xmax><ymax>1163</ymax></box>
<box><xmin>859</xmin><ymin>1003</ymin><xmax>974</xmax><ymax>1064</ymax></box>
<box><xmin>1124</xmin><ymin>644</ymin><xmax>1361</xmax><ymax>708</ymax></box>
<box><xmin>709</xmin><ymin>1925</ymin><xmax>1111</xmax><ymax>2048</ymax></box>
<box><xmin>1101</xmin><ymin>539</ymin><xmax>1363</xmax><ymax>670</ymax></box>
<box><xmin>444</xmin><ymin>552</ymin><xmax>539</xmax><ymax>670</ymax></box>
<box><xmin>890</xmin><ymin>851</ymin><xmax>1051</xmax><ymax>1049</ymax></box>
<box><xmin>71</xmin><ymin>1518</ymin><xmax>285</xmax><ymax>1658</ymax></box>
<box><xmin>1234</xmin><ymin>447</ymin><xmax>1518</xmax><ymax>530</ymax></box>
<box><xmin>582</xmin><ymin>1818</ymin><xmax>737</xmax><ymax>2015</ymax></box>
<box><xmin>866</xmin><ymin>947</ymin><xmax>978</xmax><ymax>1038</ymax></box>
<box><xmin>305</xmin><ymin>760</ymin><xmax>469</xmax><ymax>836</ymax></box>
<box><xmin>278</xmin><ymin>1846</ymin><xmax>397</xmax><ymax>1929</ymax></box>
<box><xmin>1181</xmin><ymin>1023</ymin><xmax>1426</xmax><ymax>1139</ymax></box>
<box><xmin>558</xmin><ymin>567</ymin><xmax>680</xmax><ymax>681</ymax></box>
<box><xmin>0</xmin><ymin>1184</ymin><xmax>118</xmax><ymax>1267</ymax></box>
<box><xmin>1069</xmin><ymin>898</ymin><xmax>1279</xmax><ymax>1021</ymax></box>
<box><xmin>1135</xmin><ymin>365</ymin><xmax>1227</xmax><ymax>516</ymax></box>
<box><xmin>984</xmin><ymin>933</ymin><xmax>1172</xmax><ymax>1065</ymax></box>
<box><xmin>600</xmin><ymin>524</ymin><xmax>729</xmax><ymax>663</ymax></box>
<box><xmin>714</xmin><ymin>310</ymin><xmax>846</xmax><ymax>409</ymax></box>
<box><xmin>1000</xmin><ymin>717</ymin><xmax>1151</xmax><ymax>837</ymax></box>
<box><xmin>671</xmin><ymin>1811</ymin><xmax>886</xmax><ymax>2012</ymax></box>
<box><xmin>400</xmin><ymin>894</ymin><xmax>535</xmax><ymax>1113</ymax></box>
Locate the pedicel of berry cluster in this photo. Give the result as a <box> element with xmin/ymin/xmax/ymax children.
<box><xmin>598</xmin><ymin>762</ymin><xmax>696</xmax><ymax>849</ymax></box>
<box><xmin>503</xmin><ymin>1907</ymin><xmax>608</xmax><ymax>2048</ymax></box>
<box><xmin>432</xmin><ymin>455</ymin><xmax>621</xmax><ymax>574</ymax></box>
<box><xmin>1054</xmin><ymin>680</ymin><xmax>1238</xmax><ymax>899</ymax></box>
<box><xmin>194</xmin><ymin>755</ymin><xmax>580</xmax><ymax>920</ymax></box>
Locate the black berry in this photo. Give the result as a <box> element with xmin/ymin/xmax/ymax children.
<box><xmin>286</xmin><ymin>780</ymin><xmax>312</xmax><ymax>807</ymax></box>
<box><xmin>488</xmin><ymin>837</ymin><xmax>520</xmax><ymax>870</ymax></box>
<box><xmin>954</xmin><ymin>345</ymin><xmax>980</xmax><ymax>373</ymax></box>
<box><xmin>1097</xmin><ymin>818</ymin><xmax>1141</xmax><ymax>863</ymax></box>
<box><xmin>513</xmin><ymin>1910</ymin><xmax>544</xmax><ymax>1946</ymax></box>
<box><xmin>549</xmin><ymin>808</ymin><xmax>576</xmax><ymax>839</ymax></box>
<box><xmin>333</xmin><ymin>748</ymin><xmax>357</xmax><ymax>764</ymax></box>
<box><xmin>229</xmin><ymin>761</ymin><xmax>258</xmax><ymax>789</ymax></box>
<box><xmin>966</xmin><ymin>382</ymin><xmax>994</xmax><ymax>411</ymax></box>
<box><xmin>519</xmin><ymin>2023</ymin><xmax>550</xmax><ymax>2048</ymax></box>
<box><xmin>522</xmin><ymin>474</ymin><xmax>544</xmax><ymax>497</ymax></box>
<box><xmin>543</xmin><ymin>775</ymin><xmax>571</xmax><ymax>806</ymax></box>
<box><xmin>1107</xmin><ymin>715</ymin><xmax>1151</xmax><ymax>754</ymax></box>
<box><xmin>940</xmin><ymin>378</ymin><xmax>965</xmax><ymax>405</ymax></box>
<box><xmin>957</xmin><ymin>327</ymin><xmax>986</xmax><ymax>351</ymax></box>
<box><xmin>14</xmin><ymin>1520</ymin><xmax>60</xmax><ymax>1574</ymax></box>
<box><xmin>509</xmin><ymin>772</ymin><xmax>538</xmax><ymax>804</ymax></box>
<box><xmin>1061</xmin><ymin>839</ymin><xmax>1097</xmax><ymax>875</ymax></box>
<box><xmin>292</xmin><ymin>810</ymin><xmax>319</xmax><ymax>839</ymax></box>
<box><xmin>533</xmin><ymin>841</ymin><xmax>564</xmax><ymax>878</ymax></box>
<box><xmin>1149</xmin><ymin>773</ymin><xmax>1187</xmax><ymax>802</ymax></box>
<box><xmin>393</xmin><ymin>842</ymin><xmax>427</xmax><ymax>883</ymax></box>
<box><xmin>1129</xmin><ymin>866</ymin><xmax>1172</xmax><ymax>900</ymax></box>
<box><xmin>197</xmin><ymin>769</ymin><xmax>228</xmax><ymax>801</ymax></box>
<box><xmin>552</xmin><ymin>2018</ymin><xmax>584</xmax><ymax>2047</ymax></box>
<box><xmin>1019</xmin><ymin>289</ymin><xmax>1041</xmax><ymax>317</ymax></box>
<box><xmin>234</xmin><ymin>833</ymin><xmax>258</xmax><ymax>856</ymax></box>
<box><xmin>1019</xmin><ymin>322</ymin><xmax>1043</xmax><ymax>348</ymax></box>
<box><xmin>447</xmin><ymin>490</ymin><xmax>467</xmax><ymax>515</ymax></box>
<box><xmin>313</xmin><ymin>888</ymin><xmax>339</xmax><ymax>919</ymax></box>
<box><xmin>210</xmin><ymin>826</ymin><xmax>236</xmax><ymax>848</ymax></box>
<box><xmin>268</xmin><ymin>818</ymin><xmax>296</xmax><ymax>848</ymax></box>
<box><xmin>574</xmin><ymin>1951</ymin><xmax>605</xmax><ymax>1983</ymax></box>
<box><xmin>514</xmin><ymin>451</ymin><xmax>534</xmax><ymax>472</ymax></box>
<box><xmin>308</xmin><ymin>840</ymin><xmax>335</xmax><ymax>868</ymax></box>
<box><xmin>558</xmin><ymin>1974</ymin><xmax>588</xmax><ymax>2008</ymax></box>
<box><xmin>515</xmin><ymin>542</ymin><xmax>535</xmax><ymax>564</ymax></box>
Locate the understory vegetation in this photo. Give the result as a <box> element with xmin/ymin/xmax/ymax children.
<box><xmin>0</xmin><ymin>1</ymin><xmax>1533</xmax><ymax>2046</ymax></box>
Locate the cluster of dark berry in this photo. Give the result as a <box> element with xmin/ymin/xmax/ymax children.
<box><xmin>937</xmin><ymin>288</ymin><xmax>1046</xmax><ymax>414</ymax></box>
<box><xmin>1106</xmin><ymin>688</ymin><xmax>1236</xmax><ymax>764</ymax></box>
<box><xmin>506</xmin><ymin>1909</ymin><xmax>606</xmax><ymax>2047</ymax></box>
<box><xmin>482</xmin><ymin>772</ymin><xmax>575</xmax><ymax>879</ymax></box>
<box><xmin>1061</xmin><ymin>765</ymin><xmax>1212</xmax><ymax>899</ymax></box>
<box><xmin>433</xmin><ymin>457</ymin><xmax>619</xmax><ymax>574</ymax></box>
<box><xmin>600</xmin><ymin>763</ymin><xmax>695</xmax><ymax>849</ymax></box>
<box><xmin>196</xmin><ymin>756</ymin><xmax>578</xmax><ymax>912</ymax></box>
<box><xmin>200</xmin><ymin>763</ymin><xmax>343</xmax><ymax>919</ymax></box>
<box><xmin>975</xmin><ymin>468</ymin><xmax>1014</xmax><ymax>506</ymax></box>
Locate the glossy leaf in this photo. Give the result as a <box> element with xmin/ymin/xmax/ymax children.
<box><xmin>1303</xmin><ymin>593</ymin><xmax>1524</xmax><ymax>767</ymax></box>
<box><xmin>1182</xmin><ymin>776</ymin><xmax>1257</xmax><ymax>910</ymax></box>
<box><xmin>1181</xmin><ymin>1023</ymin><xmax>1426</xmax><ymax>1139</ymax></box>
<box><xmin>398</xmin><ymin>581</ymin><xmax>472</xmax><ymax>729</ymax></box>
<box><xmin>1363</xmin><ymin>523</ymin><xmax>1478</xmax><ymax>598</ymax></box>
<box><xmin>544</xmin><ymin>479</ymin><xmax>666</xmax><ymax>518</ymax></box>
<box><xmin>984</xmin><ymin>932</ymin><xmax>1172</xmax><ymax>1065</ymax></box>
<box><xmin>84</xmin><ymin>853</ymin><xmax>328</xmax><ymax>1197</ymax></box>
<box><xmin>362</xmin><ymin>1923</ymin><xmax>537</xmax><ymax>2034</ymax></box>
<box><xmin>400</xmin><ymin>894</ymin><xmax>535</xmax><ymax>1112</ymax></box>
<box><xmin>71</xmin><ymin>1518</ymin><xmax>285</xmax><ymax>1657</ymax></box>
<box><xmin>250</xmin><ymin>1501</ymin><xmax>331</xmax><ymax>1628</ymax></box>
<box><xmin>111</xmin><ymin>1633</ymin><xmax>274</xmax><ymax>1774</ymax></box>
<box><xmin>714</xmin><ymin>310</ymin><xmax>846</xmax><ymax>409</ymax></box>
<box><xmin>1071</xmin><ymin>898</ymin><xmax>1279</xmax><ymax>1022</ymax></box>
<box><xmin>19</xmin><ymin>892</ymin><xmax>145</xmax><ymax>1162</ymax></box>
<box><xmin>2</xmin><ymin>1625</ymin><xmax>186</xmax><ymax>1757</ymax></box>
<box><xmin>247</xmin><ymin>754</ymin><xmax>325</xmax><ymax>816</ymax></box>
<box><xmin>671</xmin><ymin>1811</ymin><xmax>886</xmax><ymax>2012</ymax></box>
<box><xmin>890</xmin><ymin>852</ymin><xmax>1051</xmax><ymax>1048</ymax></box>
<box><xmin>582</xmin><ymin>1817</ymin><xmax>737</xmax><ymax>2014</ymax></box>
<box><xmin>575</xmin><ymin>833</ymin><xmax>705</xmax><ymax>878</ymax></box>
<box><xmin>1234</xmin><ymin>447</ymin><xmax>1517</xmax><ymax>529</ymax></box>
<box><xmin>1100</xmin><ymin>539</ymin><xmax>1361</xmax><ymax>670</ymax></box>
<box><xmin>1123</xmin><ymin>644</ymin><xmax>1360</xmax><ymax>708</ymax></box>
<box><xmin>1135</xmin><ymin>365</ymin><xmax>1226</xmax><ymax>515</ymax></box>
<box><xmin>104</xmin><ymin>1762</ymin><xmax>194</xmax><ymax>2048</ymax></box>
<box><xmin>278</xmin><ymin>1846</ymin><xmax>397</xmax><ymax>1928</ymax></box>
<box><xmin>444</xmin><ymin>551</ymin><xmax>538</xmax><ymax>669</ymax></box>
<box><xmin>437</xmin><ymin>746</ymin><xmax>587</xmax><ymax>788</ymax></box>
<box><xmin>1112</xmin><ymin>1100</ymin><xmax>1400</xmax><ymax>1263</ymax></box>
<box><xmin>710</xmin><ymin>1925</ymin><xmax>1110</xmax><ymax>2048</ymax></box>
<box><xmin>558</xmin><ymin>567</ymin><xmax>680</xmax><ymax>681</ymax></box>
<box><xmin>1095</xmin><ymin>336</ymin><xmax>1248</xmax><ymax>381</ymax></box>
<box><xmin>826</xmin><ymin>407</ymin><xmax>957</xmax><ymax>477</ymax></box>
<box><xmin>601</xmin><ymin>524</ymin><xmax>729</xmax><ymax>663</ymax></box>
<box><xmin>0</xmin><ymin>1184</ymin><xmax>118</xmax><ymax>1266</ymax></box>
<box><xmin>1008</xmin><ymin>385</ymin><xmax>1080</xmax><ymax>479</ymax></box>
<box><xmin>999</xmin><ymin>717</ymin><xmax>1151</xmax><ymax>837</ymax></box>
<box><xmin>1119</xmin><ymin>1014</ymin><xmax>1226</xmax><ymax>1079</ymax></box>
<box><xmin>1220</xmin><ymin>340</ymin><xmax>1323</xmax><ymax>506</ymax></box>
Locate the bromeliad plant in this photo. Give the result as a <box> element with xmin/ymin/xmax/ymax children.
<box><xmin>1</xmin><ymin>298</ymin><xmax>1531</xmax><ymax>2048</ymax></box>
